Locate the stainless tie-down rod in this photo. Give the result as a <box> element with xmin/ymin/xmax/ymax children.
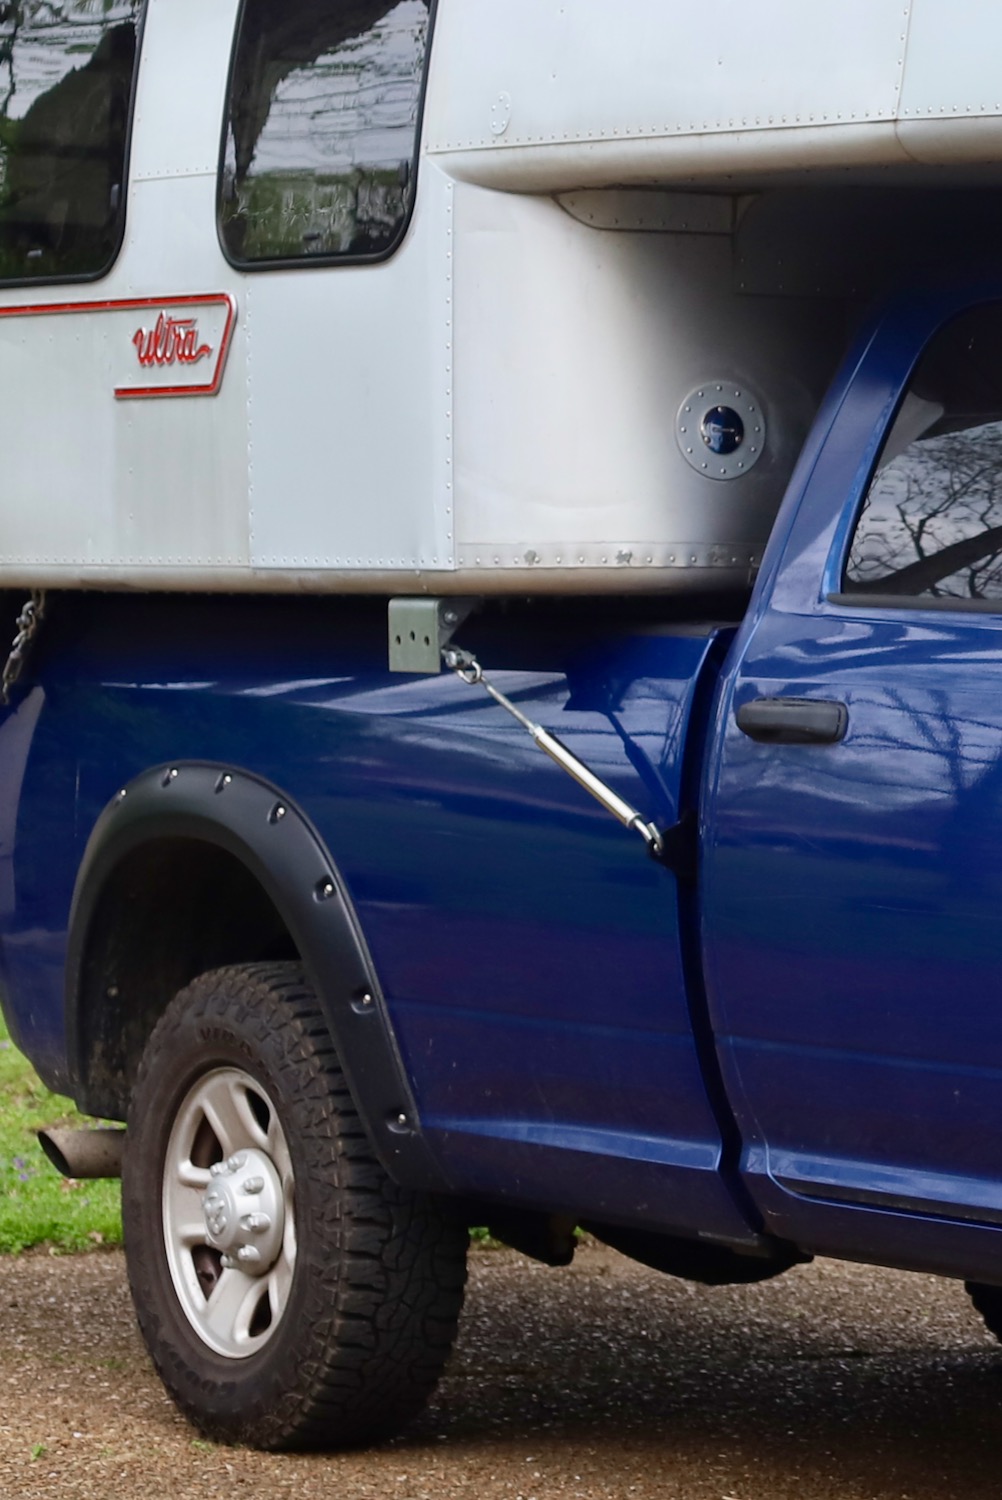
<box><xmin>442</xmin><ymin>646</ymin><xmax>665</xmax><ymax>861</ymax></box>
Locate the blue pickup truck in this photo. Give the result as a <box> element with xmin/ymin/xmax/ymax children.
<box><xmin>5</xmin><ymin>281</ymin><xmax>1002</xmax><ymax>1448</ymax></box>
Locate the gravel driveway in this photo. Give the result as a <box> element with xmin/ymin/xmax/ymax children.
<box><xmin>0</xmin><ymin>1243</ymin><xmax>1000</xmax><ymax>1500</ymax></box>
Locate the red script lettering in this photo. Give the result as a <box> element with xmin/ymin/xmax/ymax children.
<box><xmin>132</xmin><ymin>313</ymin><xmax>213</xmax><ymax>369</ymax></box>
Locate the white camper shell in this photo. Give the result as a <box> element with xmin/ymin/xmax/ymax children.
<box><xmin>1</xmin><ymin>0</ymin><xmax>1001</xmax><ymax>597</ymax></box>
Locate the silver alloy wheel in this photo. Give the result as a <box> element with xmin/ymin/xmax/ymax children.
<box><xmin>162</xmin><ymin>1067</ymin><xmax>296</xmax><ymax>1359</ymax></box>
<box><xmin>126</xmin><ymin>964</ymin><xmax>468</xmax><ymax>1447</ymax></box>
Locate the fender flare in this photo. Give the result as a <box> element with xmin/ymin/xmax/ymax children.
<box><xmin>66</xmin><ymin>761</ymin><xmax>451</xmax><ymax>1193</ymax></box>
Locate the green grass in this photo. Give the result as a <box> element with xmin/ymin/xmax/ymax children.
<box><xmin>0</xmin><ymin>1018</ymin><xmax>512</xmax><ymax>1256</ymax></box>
<box><xmin>0</xmin><ymin>1017</ymin><xmax>122</xmax><ymax>1253</ymax></box>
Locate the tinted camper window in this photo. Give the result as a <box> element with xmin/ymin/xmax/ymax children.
<box><xmin>0</xmin><ymin>2</ymin><xmax>141</xmax><ymax>283</ymax></box>
<box><xmin>219</xmin><ymin>0</ymin><xmax>431</xmax><ymax>266</ymax></box>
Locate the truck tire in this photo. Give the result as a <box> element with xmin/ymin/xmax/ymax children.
<box><xmin>966</xmin><ymin>1281</ymin><xmax>1002</xmax><ymax>1343</ymax></box>
<box><xmin>121</xmin><ymin>961</ymin><xmax>467</xmax><ymax>1450</ymax></box>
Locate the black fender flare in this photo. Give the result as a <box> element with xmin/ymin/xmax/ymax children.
<box><xmin>66</xmin><ymin>761</ymin><xmax>451</xmax><ymax>1193</ymax></box>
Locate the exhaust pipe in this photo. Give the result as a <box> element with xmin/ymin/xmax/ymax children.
<box><xmin>37</xmin><ymin>1126</ymin><xmax>125</xmax><ymax>1179</ymax></box>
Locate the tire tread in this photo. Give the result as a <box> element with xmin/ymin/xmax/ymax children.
<box><xmin>123</xmin><ymin>961</ymin><xmax>467</xmax><ymax>1451</ymax></box>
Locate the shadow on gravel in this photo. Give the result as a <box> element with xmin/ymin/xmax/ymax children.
<box><xmin>402</xmin><ymin>1249</ymin><xmax>1002</xmax><ymax>1500</ymax></box>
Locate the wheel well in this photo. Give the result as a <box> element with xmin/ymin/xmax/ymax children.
<box><xmin>76</xmin><ymin>838</ymin><xmax>298</xmax><ymax>1118</ymax></box>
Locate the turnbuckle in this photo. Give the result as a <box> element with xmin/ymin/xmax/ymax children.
<box><xmin>443</xmin><ymin>648</ymin><xmax>665</xmax><ymax>861</ymax></box>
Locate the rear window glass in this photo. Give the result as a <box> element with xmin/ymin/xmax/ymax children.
<box><xmin>219</xmin><ymin>0</ymin><xmax>431</xmax><ymax>267</ymax></box>
<box><xmin>0</xmin><ymin>1</ymin><xmax>141</xmax><ymax>283</ymax></box>
<box><xmin>844</xmin><ymin>303</ymin><xmax>1002</xmax><ymax>606</ymax></box>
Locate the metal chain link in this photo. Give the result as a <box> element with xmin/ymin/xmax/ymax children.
<box><xmin>1</xmin><ymin>591</ymin><xmax>46</xmax><ymax>706</ymax></box>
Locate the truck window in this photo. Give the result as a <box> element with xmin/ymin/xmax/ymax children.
<box><xmin>843</xmin><ymin>304</ymin><xmax>1002</xmax><ymax>606</ymax></box>
<box><xmin>0</xmin><ymin>2</ymin><xmax>141</xmax><ymax>284</ymax></box>
<box><xmin>219</xmin><ymin>0</ymin><xmax>431</xmax><ymax>267</ymax></box>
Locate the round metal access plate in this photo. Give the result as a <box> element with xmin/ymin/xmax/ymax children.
<box><xmin>675</xmin><ymin>383</ymin><xmax>767</xmax><ymax>480</ymax></box>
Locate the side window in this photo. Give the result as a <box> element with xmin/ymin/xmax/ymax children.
<box><xmin>0</xmin><ymin>2</ymin><xmax>141</xmax><ymax>284</ymax></box>
<box><xmin>219</xmin><ymin>0</ymin><xmax>431</xmax><ymax>267</ymax></box>
<box><xmin>844</xmin><ymin>304</ymin><xmax>1002</xmax><ymax>605</ymax></box>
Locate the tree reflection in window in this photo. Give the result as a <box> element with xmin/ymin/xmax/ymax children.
<box><xmin>845</xmin><ymin>305</ymin><xmax>1002</xmax><ymax>603</ymax></box>
<box><xmin>0</xmin><ymin>1</ymin><xmax>141</xmax><ymax>282</ymax></box>
<box><xmin>220</xmin><ymin>0</ymin><xmax>430</xmax><ymax>264</ymax></box>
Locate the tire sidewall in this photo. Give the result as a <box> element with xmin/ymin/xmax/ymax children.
<box><xmin>123</xmin><ymin>982</ymin><xmax>341</xmax><ymax>1440</ymax></box>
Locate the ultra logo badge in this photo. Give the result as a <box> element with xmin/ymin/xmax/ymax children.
<box><xmin>132</xmin><ymin>312</ymin><xmax>213</xmax><ymax>369</ymax></box>
<box><xmin>0</xmin><ymin>292</ymin><xmax>237</xmax><ymax>400</ymax></box>
<box><xmin>114</xmin><ymin>292</ymin><xmax>237</xmax><ymax>399</ymax></box>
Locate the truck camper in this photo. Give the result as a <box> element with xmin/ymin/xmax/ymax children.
<box><xmin>6</xmin><ymin>0</ymin><xmax>1002</xmax><ymax>1454</ymax></box>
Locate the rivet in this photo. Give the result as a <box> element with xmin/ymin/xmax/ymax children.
<box><xmin>397</xmin><ymin>1112</ymin><xmax>408</xmax><ymax>1127</ymax></box>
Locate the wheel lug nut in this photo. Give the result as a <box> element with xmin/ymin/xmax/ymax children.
<box><xmin>209</xmin><ymin>1162</ymin><xmax>227</xmax><ymax>1178</ymax></box>
<box><xmin>220</xmin><ymin>1253</ymin><xmax>236</xmax><ymax>1269</ymax></box>
<box><xmin>242</xmin><ymin>1176</ymin><xmax>265</xmax><ymax>1195</ymax></box>
<box><xmin>240</xmin><ymin>1212</ymin><xmax>272</xmax><ymax>1235</ymax></box>
<box><xmin>237</xmin><ymin>1246</ymin><xmax>262</xmax><ymax>1264</ymax></box>
<box><xmin>227</xmin><ymin>1152</ymin><xmax>247</xmax><ymax>1171</ymax></box>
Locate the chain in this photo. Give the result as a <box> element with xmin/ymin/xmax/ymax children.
<box><xmin>442</xmin><ymin>647</ymin><xmax>665</xmax><ymax>860</ymax></box>
<box><xmin>1</xmin><ymin>591</ymin><xmax>46</xmax><ymax>706</ymax></box>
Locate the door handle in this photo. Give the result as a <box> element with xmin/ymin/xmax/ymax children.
<box><xmin>735</xmin><ymin>696</ymin><xmax>848</xmax><ymax>745</ymax></box>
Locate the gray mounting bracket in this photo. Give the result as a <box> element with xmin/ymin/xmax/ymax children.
<box><xmin>388</xmin><ymin>597</ymin><xmax>478</xmax><ymax>674</ymax></box>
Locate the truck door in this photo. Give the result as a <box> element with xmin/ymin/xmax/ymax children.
<box><xmin>704</xmin><ymin>292</ymin><xmax>1002</xmax><ymax>1264</ymax></box>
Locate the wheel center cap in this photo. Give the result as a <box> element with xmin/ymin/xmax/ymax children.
<box><xmin>200</xmin><ymin>1147</ymin><xmax>285</xmax><ymax>1276</ymax></box>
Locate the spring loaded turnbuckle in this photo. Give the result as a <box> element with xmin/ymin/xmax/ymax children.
<box><xmin>442</xmin><ymin>647</ymin><xmax>665</xmax><ymax>861</ymax></box>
